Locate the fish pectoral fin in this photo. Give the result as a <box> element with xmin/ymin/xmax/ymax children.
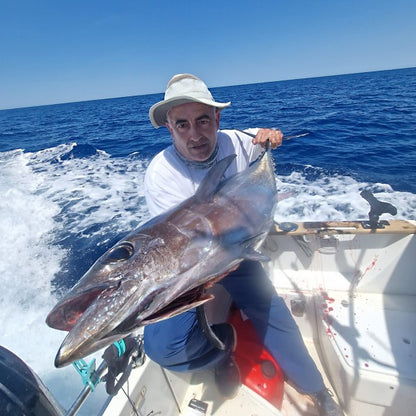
<box><xmin>239</xmin><ymin>232</ymin><xmax>271</xmax><ymax>262</ymax></box>
<box><xmin>142</xmin><ymin>294</ymin><xmax>214</xmax><ymax>325</ymax></box>
<box><xmin>242</xmin><ymin>248</ymin><xmax>271</xmax><ymax>262</ymax></box>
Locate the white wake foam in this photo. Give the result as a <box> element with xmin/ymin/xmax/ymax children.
<box><xmin>0</xmin><ymin>145</ymin><xmax>149</xmax><ymax>414</ymax></box>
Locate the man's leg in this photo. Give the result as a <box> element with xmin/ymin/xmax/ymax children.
<box><xmin>144</xmin><ymin>307</ymin><xmax>241</xmax><ymax>398</ymax></box>
<box><xmin>221</xmin><ymin>261</ymin><xmax>344</xmax><ymax>414</ymax></box>
<box><xmin>143</xmin><ymin>308</ymin><xmax>232</xmax><ymax>372</ymax></box>
<box><xmin>220</xmin><ymin>260</ymin><xmax>325</xmax><ymax>394</ymax></box>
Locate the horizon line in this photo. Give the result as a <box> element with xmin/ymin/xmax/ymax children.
<box><xmin>1</xmin><ymin>66</ymin><xmax>414</xmax><ymax>112</ymax></box>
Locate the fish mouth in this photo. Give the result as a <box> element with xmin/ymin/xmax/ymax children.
<box><xmin>46</xmin><ymin>284</ymin><xmax>113</xmax><ymax>331</ymax></box>
<box><xmin>46</xmin><ymin>283</ymin><xmax>211</xmax><ymax>332</ymax></box>
<box><xmin>49</xmin><ymin>284</ymin><xmax>213</xmax><ymax>367</ymax></box>
<box><xmin>140</xmin><ymin>286</ymin><xmax>213</xmax><ymax>325</ymax></box>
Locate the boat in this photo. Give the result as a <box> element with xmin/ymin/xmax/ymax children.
<box><xmin>96</xmin><ymin>217</ymin><xmax>416</xmax><ymax>416</ymax></box>
<box><xmin>2</xmin><ymin>215</ymin><xmax>415</xmax><ymax>415</ymax></box>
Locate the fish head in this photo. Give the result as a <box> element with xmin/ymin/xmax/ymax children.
<box><xmin>46</xmin><ymin>237</ymin><xmax>145</xmax><ymax>330</ymax></box>
<box><xmin>46</xmin><ymin>229</ymin><xmax>212</xmax><ymax>367</ymax></box>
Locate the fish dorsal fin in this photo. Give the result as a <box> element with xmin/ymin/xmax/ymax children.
<box><xmin>248</xmin><ymin>143</ymin><xmax>268</xmax><ymax>167</ymax></box>
<box><xmin>195</xmin><ymin>154</ymin><xmax>236</xmax><ymax>201</ymax></box>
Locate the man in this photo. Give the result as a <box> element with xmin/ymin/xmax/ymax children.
<box><xmin>143</xmin><ymin>73</ymin><xmax>342</xmax><ymax>416</ymax></box>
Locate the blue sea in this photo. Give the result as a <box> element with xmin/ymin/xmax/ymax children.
<box><xmin>1</xmin><ymin>67</ymin><xmax>416</xmax><ymax>413</ymax></box>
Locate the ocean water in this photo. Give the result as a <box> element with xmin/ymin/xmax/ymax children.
<box><xmin>1</xmin><ymin>67</ymin><xmax>416</xmax><ymax>413</ymax></box>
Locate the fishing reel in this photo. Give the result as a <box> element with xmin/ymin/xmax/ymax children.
<box><xmin>101</xmin><ymin>335</ymin><xmax>145</xmax><ymax>395</ymax></box>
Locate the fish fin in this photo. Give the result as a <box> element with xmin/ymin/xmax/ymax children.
<box><xmin>242</xmin><ymin>248</ymin><xmax>271</xmax><ymax>262</ymax></box>
<box><xmin>195</xmin><ymin>154</ymin><xmax>236</xmax><ymax>201</ymax></box>
<box><xmin>141</xmin><ymin>294</ymin><xmax>214</xmax><ymax>325</ymax></box>
<box><xmin>239</xmin><ymin>232</ymin><xmax>271</xmax><ymax>262</ymax></box>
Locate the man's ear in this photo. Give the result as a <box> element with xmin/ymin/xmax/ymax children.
<box><xmin>216</xmin><ymin>109</ymin><xmax>221</xmax><ymax>129</ymax></box>
<box><xmin>165</xmin><ymin>121</ymin><xmax>173</xmax><ymax>135</ymax></box>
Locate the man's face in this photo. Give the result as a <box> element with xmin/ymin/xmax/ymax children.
<box><xmin>166</xmin><ymin>102</ymin><xmax>220</xmax><ymax>162</ymax></box>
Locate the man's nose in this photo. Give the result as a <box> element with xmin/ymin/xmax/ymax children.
<box><xmin>189</xmin><ymin>123</ymin><xmax>202</xmax><ymax>140</ymax></box>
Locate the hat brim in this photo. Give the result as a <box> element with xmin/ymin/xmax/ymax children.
<box><xmin>149</xmin><ymin>96</ymin><xmax>231</xmax><ymax>129</ymax></box>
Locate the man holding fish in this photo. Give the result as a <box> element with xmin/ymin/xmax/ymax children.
<box><xmin>144</xmin><ymin>73</ymin><xmax>342</xmax><ymax>416</ymax></box>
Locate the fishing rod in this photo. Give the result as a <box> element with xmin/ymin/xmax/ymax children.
<box><xmin>65</xmin><ymin>336</ymin><xmax>145</xmax><ymax>416</ymax></box>
<box><xmin>65</xmin><ymin>359</ymin><xmax>108</xmax><ymax>416</ymax></box>
<box><xmin>234</xmin><ymin>128</ymin><xmax>310</xmax><ymax>141</ymax></box>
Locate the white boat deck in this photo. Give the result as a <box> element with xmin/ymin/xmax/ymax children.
<box><xmin>100</xmin><ymin>339</ymin><xmax>326</xmax><ymax>416</ymax></box>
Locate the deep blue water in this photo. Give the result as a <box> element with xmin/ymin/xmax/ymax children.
<box><xmin>1</xmin><ymin>68</ymin><xmax>416</xmax><ymax>192</ymax></box>
<box><xmin>1</xmin><ymin>66</ymin><xmax>416</xmax><ymax>283</ymax></box>
<box><xmin>0</xmin><ymin>67</ymin><xmax>416</xmax><ymax>413</ymax></box>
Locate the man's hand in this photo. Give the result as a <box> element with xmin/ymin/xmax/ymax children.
<box><xmin>252</xmin><ymin>128</ymin><xmax>283</xmax><ymax>149</ymax></box>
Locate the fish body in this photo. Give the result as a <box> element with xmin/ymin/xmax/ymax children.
<box><xmin>46</xmin><ymin>147</ymin><xmax>277</xmax><ymax>367</ymax></box>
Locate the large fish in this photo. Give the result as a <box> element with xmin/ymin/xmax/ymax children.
<box><xmin>46</xmin><ymin>146</ymin><xmax>277</xmax><ymax>367</ymax></box>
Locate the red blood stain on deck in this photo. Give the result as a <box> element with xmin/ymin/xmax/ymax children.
<box><xmin>356</xmin><ymin>255</ymin><xmax>379</xmax><ymax>285</ymax></box>
<box><xmin>320</xmin><ymin>291</ymin><xmax>335</xmax><ymax>303</ymax></box>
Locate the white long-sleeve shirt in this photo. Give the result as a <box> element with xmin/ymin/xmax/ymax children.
<box><xmin>144</xmin><ymin>129</ymin><xmax>262</xmax><ymax>217</ymax></box>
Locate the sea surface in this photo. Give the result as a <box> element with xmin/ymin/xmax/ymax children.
<box><xmin>1</xmin><ymin>67</ymin><xmax>416</xmax><ymax>413</ymax></box>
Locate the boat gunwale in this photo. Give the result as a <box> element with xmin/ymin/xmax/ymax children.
<box><xmin>271</xmin><ymin>219</ymin><xmax>416</xmax><ymax>236</ymax></box>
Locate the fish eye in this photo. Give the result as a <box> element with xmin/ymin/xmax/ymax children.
<box><xmin>105</xmin><ymin>242</ymin><xmax>134</xmax><ymax>263</ymax></box>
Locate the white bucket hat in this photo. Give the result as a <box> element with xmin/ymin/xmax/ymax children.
<box><xmin>149</xmin><ymin>74</ymin><xmax>231</xmax><ymax>128</ymax></box>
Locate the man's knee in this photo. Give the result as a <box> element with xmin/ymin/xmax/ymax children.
<box><xmin>144</xmin><ymin>324</ymin><xmax>170</xmax><ymax>364</ymax></box>
<box><xmin>143</xmin><ymin>310</ymin><xmax>199</xmax><ymax>367</ymax></box>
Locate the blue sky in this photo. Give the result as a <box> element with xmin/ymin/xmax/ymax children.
<box><xmin>1</xmin><ymin>0</ymin><xmax>415</xmax><ymax>109</ymax></box>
